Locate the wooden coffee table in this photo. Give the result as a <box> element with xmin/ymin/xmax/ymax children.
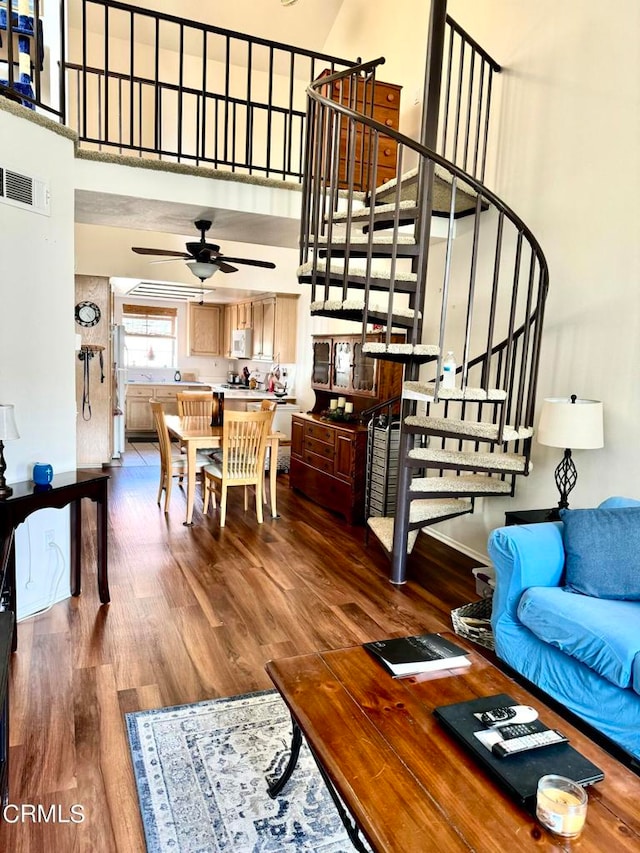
<box><xmin>266</xmin><ymin>636</ymin><xmax>640</xmax><ymax>852</ymax></box>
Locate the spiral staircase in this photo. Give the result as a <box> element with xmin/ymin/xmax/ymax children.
<box><xmin>297</xmin><ymin>2</ymin><xmax>549</xmax><ymax>584</ymax></box>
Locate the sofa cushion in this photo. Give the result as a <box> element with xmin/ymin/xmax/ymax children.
<box><xmin>517</xmin><ymin>586</ymin><xmax>640</xmax><ymax>691</ymax></box>
<box><xmin>560</xmin><ymin>507</ymin><xmax>640</xmax><ymax>599</ymax></box>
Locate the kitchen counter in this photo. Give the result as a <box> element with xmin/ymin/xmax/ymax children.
<box><xmin>126</xmin><ymin>380</ymin><xmax>209</xmax><ymax>387</ymax></box>
<box><xmin>210</xmin><ymin>384</ymin><xmax>296</xmax><ymax>402</ymax></box>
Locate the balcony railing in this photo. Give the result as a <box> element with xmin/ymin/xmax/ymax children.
<box><xmin>62</xmin><ymin>0</ymin><xmax>355</xmax><ymax>181</ymax></box>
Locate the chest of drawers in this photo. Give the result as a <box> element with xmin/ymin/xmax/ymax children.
<box><xmin>290</xmin><ymin>414</ymin><xmax>368</xmax><ymax>524</ymax></box>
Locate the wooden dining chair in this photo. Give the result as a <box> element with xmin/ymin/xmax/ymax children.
<box><xmin>259</xmin><ymin>400</ymin><xmax>277</xmax><ymax>500</ymax></box>
<box><xmin>150</xmin><ymin>400</ymin><xmax>188</xmax><ymax>512</ymax></box>
<box><xmin>202</xmin><ymin>409</ymin><xmax>273</xmax><ymax>527</ymax></box>
<box><xmin>176</xmin><ymin>391</ymin><xmax>213</xmax><ymax>417</ymax></box>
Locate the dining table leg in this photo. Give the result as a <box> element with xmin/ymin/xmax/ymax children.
<box><xmin>184</xmin><ymin>441</ymin><xmax>197</xmax><ymax>526</ymax></box>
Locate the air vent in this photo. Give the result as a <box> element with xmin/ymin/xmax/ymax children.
<box><xmin>127</xmin><ymin>281</ymin><xmax>214</xmax><ymax>301</ymax></box>
<box><xmin>0</xmin><ymin>166</ymin><xmax>50</xmax><ymax>215</ymax></box>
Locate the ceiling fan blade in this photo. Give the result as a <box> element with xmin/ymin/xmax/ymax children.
<box><xmin>220</xmin><ymin>257</ymin><xmax>276</xmax><ymax>269</ymax></box>
<box><xmin>148</xmin><ymin>257</ymin><xmax>186</xmax><ymax>265</ymax></box>
<box><xmin>218</xmin><ymin>262</ymin><xmax>238</xmax><ymax>274</ymax></box>
<box><xmin>132</xmin><ymin>247</ymin><xmax>191</xmax><ymax>258</ymax></box>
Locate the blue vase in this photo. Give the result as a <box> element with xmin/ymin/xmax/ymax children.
<box><xmin>33</xmin><ymin>462</ymin><xmax>53</xmax><ymax>486</ymax></box>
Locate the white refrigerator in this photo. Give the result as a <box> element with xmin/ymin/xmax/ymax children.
<box><xmin>112</xmin><ymin>324</ymin><xmax>127</xmax><ymax>458</ymax></box>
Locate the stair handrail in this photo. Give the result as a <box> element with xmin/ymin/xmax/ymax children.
<box><xmin>306</xmin><ymin>66</ymin><xmax>548</xmax><ymax>271</ymax></box>
<box><xmin>303</xmin><ymin>62</ymin><xmax>549</xmax><ymax>432</ymax></box>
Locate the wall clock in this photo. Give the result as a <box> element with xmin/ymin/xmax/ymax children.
<box><xmin>75</xmin><ymin>301</ymin><xmax>101</xmax><ymax>327</ymax></box>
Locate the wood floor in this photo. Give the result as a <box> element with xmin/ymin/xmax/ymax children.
<box><xmin>0</xmin><ymin>452</ymin><xmax>481</xmax><ymax>852</ymax></box>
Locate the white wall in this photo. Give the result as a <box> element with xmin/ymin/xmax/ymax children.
<box><xmin>0</xmin><ymin>106</ymin><xmax>77</xmax><ymax>616</ymax></box>
<box><xmin>323</xmin><ymin>0</ymin><xmax>640</xmax><ymax>557</ymax></box>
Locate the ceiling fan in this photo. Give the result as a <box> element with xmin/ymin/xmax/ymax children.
<box><xmin>132</xmin><ymin>219</ymin><xmax>276</xmax><ymax>283</ymax></box>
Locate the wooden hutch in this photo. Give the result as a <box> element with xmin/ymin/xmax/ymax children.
<box><xmin>290</xmin><ymin>333</ymin><xmax>404</xmax><ymax>524</ymax></box>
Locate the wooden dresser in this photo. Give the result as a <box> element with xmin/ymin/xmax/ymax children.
<box><xmin>320</xmin><ymin>71</ymin><xmax>402</xmax><ymax>191</ymax></box>
<box><xmin>290</xmin><ymin>414</ymin><xmax>368</xmax><ymax>525</ymax></box>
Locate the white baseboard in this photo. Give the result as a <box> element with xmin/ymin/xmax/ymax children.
<box><xmin>423</xmin><ymin>528</ymin><xmax>490</xmax><ymax>566</ymax></box>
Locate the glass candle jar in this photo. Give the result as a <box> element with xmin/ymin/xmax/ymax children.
<box><xmin>536</xmin><ymin>775</ymin><xmax>588</xmax><ymax>837</ymax></box>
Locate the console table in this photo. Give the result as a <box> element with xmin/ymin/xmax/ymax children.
<box><xmin>0</xmin><ymin>470</ymin><xmax>110</xmax><ymax>651</ymax></box>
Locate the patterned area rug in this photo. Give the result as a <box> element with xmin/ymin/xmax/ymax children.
<box><xmin>126</xmin><ymin>690</ymin><xmax>366</xmax><ymax>852</ymax></box>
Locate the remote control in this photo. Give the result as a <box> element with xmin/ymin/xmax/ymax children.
<box><xmin>498</xmin><ymin>722</ymin><xmax>541</xmax><ymax>740</ymax></box>
<box><xmin>492</xmin><ymin>729</ymin><xmax>569</xmax><ymax>758</ymax></box>
<box><xmin>476</xmin><ymin>704</ymin><xmax>539</xmax><ymax>728</ymax></box>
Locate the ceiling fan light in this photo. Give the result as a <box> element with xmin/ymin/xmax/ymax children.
<box><xmin>186</xmin><ymin>260</ymin><xmax>219</xmax><ymax>281</ymax></box>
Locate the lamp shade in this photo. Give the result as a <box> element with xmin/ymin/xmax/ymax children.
<box><xmin>0</xmin><ymin>404</ymin><xmax>19</xmax><ymax>441</ymax></box>
<box><xmin>186</xmin><ymin>261</ymin><xmax>219</xmax><ymax>281</ymax></box>
<box><xmin>537</xmin><ymin>397</ymin><xmax>603</xmax><ymax>450</ymax></box>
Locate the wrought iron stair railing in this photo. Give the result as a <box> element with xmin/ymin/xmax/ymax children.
<box><xmin>299</xmin><ymin>27</ymin><xmax>549</xmax><ymax>582</ymax></box>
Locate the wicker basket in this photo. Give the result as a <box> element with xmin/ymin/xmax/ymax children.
<box><xmin>451</xmin><ymin>598</ymin><xmax>495</xmax><ymax>651</ymax></box>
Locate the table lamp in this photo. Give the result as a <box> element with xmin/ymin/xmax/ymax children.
<box><xmin>0</xmin><ymin>404</ymin><xmax>20</xmax><ymax>499</ymax></box>
<box><xmin>537</xmin><ymin>395</ymin><xmax>604</xmax><ymax>519</ymax></box>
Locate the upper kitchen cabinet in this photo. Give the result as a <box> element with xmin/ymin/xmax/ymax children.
<box><xmin>251</xmin><ymin>295</ymin><xmax>298</xmax><ymax>362</ymax></box>
<box><xmin>188</xmin><ymin>303</ymin><xmax>222</xmax><ymax>357</ymax></box>
<box><xmin>236</xmin><ymin>301</ymin><xmax>252</xmax><ymax>329</ymax></box>
<box><xmin>223</xmin><ymin>303</ymin><xmax>238</xmax><ymax>358</ymax></box>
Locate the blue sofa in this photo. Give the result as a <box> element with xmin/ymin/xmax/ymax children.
<box><xmin>488</xmin><ymin>496</ymin><xmax>640</xmax><ymax>763</ymax></box>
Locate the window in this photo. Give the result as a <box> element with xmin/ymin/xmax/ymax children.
<box><xmin>122</xmin><ymin>304</ymin><xmax>177</xmax><ymax>368</ymax></box>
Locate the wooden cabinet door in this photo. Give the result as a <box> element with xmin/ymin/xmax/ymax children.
<box><xmin>332</xmin><ymin>339</ymin><xmax>354</xmax><ymax>392</ymax></box>
<box><xmin>252</xmin><ymin>300</ymin><xmax>264</xmax><ymax>358</ymax></box>
<box><xmin>312</xmin><ymin>338</ymin><xmax>332</xmax><ymax>389</ymax></box>
<box><xmin>334</xmin><ymin>431</ymin><xmax>355</xmax><ymax>481</ymax></box>
<box><xmin>189</xmin><ymin>304</ymin><xmax>222</xmax><ymax>356</ymax></box>
<box><xmin>223</xmin><ymin>304</ymin><xmax>238</xmax><ymax>358</ymax></box>
<box><xmin>291</xmin><ymin>417</ymin><xmax>304</xmax><ymax>457</ymax></box>
<box><xmin>352</xmin><ymin>340</ymin><xmax>377</xmax><ymax>396</ymax></box>
<box><xmin>126</xmin><ymin>396</ymin><xmax>154</xmax><ymax>432</ymax></box>
<box><xmin>237</xmin><ymin>302</ymin><xmax>252</xmax><ymax>329</ymax></box>
<box><xmin>260</xmin><ymin>297</ymin><xmax>276</xmax><ymax>361</ymax></box>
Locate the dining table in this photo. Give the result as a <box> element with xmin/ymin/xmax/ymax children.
<box><xmin>164</xmin><ymin>415</ymin><xmax>286</xmax><ymax>525</ymax></box>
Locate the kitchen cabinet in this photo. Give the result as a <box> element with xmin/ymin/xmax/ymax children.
<box><xmin>236</xmin><ymin>301</ymin><xmax>252</xmax><ymax>329</ymax></box>
<box><xmin>311</xmin><ymin>333</ymin><xmax>405</xmax><ymax>404</ymax></box>
<box><xmin>125</xmin><ymin>384</ymin><xmax>203</xmax><ymax>436</ymax></box>
<box><xmin>251</xmin><ymin>294</ymin><xmax>298</xmax><ymax>362</ymax></box>
<box><xmin>290</xmin><ymin>413</ymin><xmax>368</xmax><ymax>524</ymax></box>
<box><xmin>251</xmin><ymin>297</ymin><xmax>276</xmax><ymax>360</ymax></box>
<box><xmin>319</xmin><ymin>71</ymin><xmax>402</xmax><ymax>191</ymax></box>
<box><xmin>188</xmin><ymin>303</ymin><xmax>222</xmax><ymax>356</ymax></box>
<box><xmin>223</xmin><ymin>304</ymin><xmax>238</xmax><ymax>358</ymax></box>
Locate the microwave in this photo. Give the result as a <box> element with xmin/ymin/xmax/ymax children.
<box><xmin>232</xmin><ymin>328</ymin><xmax>253</xmax><ymax>358</ymax></box>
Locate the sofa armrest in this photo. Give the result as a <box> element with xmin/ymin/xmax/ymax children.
<box><xmin>488</xmin><ymin>522</ymin><xmax>565</xmax><ymax>626</ymax></box>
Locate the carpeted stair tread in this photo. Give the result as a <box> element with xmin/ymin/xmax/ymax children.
<box><xmin>405</xmin><ymin>414</ymin><xmax>534</xmax><ymax>442</ymax></box>
<box><xmin>310</xmin><ymin>299</ymin><xmax>420</xmax><ymax>320</ymax></box>
<box><xmin>367</xmin><ymin>498</ymin><xmax>473</xmax><ymax>553</ymax></box>
<box><xmin>409</xmin><ymin>474</ymin><xmax>512</xmax><ymax>496</ymax></box>
<box><xmin>408</xmin><ymin>447</ymin><xmax>529</xmax><ymax>474</ymax></box>
<box><xmin>363</xmin><ymin>341</ymin><xmax>440</xmax><ymax>360</ymax></box>
<box><xmin>313</xmin><ymin>232</ymin><xmax>417</xmax><ymax>246</ymax></box>
<box><xmin>297</xmin><ymin>259</ymin><xmax>417</xmax><ymax>284</ymax></box>
<box><xmin>332</xmin><ymin>199</ymin><xmax>417</xmax><ymax>224</ymax></box>
<box><xmin>403</xmin><ymin>380</ymin><xmax>507</xmax><ymax>402</ymax></box>
<box><xmin>372</xmin><ymin>165</ymin><xmax>482</xmax><ymax>216</ymax></box>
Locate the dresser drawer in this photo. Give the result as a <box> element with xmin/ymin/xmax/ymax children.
<box><xmin>304</xmin><ymin>422</ymin><xmax>336</xmax><ymax>445</ymax></box>
<box><xmin>304</xmin><ymin>436</ymin><xmax>334</xmax><ymax>459</ymax></box>
<box><xmin>303</xmin><ymin>449</ymin><xmax>335</xmax><ymax>475</ymax></box>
